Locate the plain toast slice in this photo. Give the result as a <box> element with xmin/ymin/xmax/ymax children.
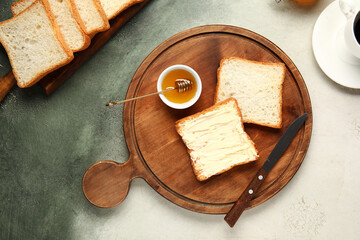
<box><xmin>215</xmin><ymin>57</ymin><xmax>285</xmax><ymax>128</ymax></box>
<box><xmin>0</xmin><ymin>0</ymin><xmax>73</xmax><ymax>88</ymax></box>
<box><xmin>11</xmin><ymin>0</ymin><xmax>34</xmax><ymax>14</ymax></box>
<box><xmin>11</xmin><ymin>0</ymin><xmax>91</xmax><ymax>52</ymax></box>
<box><xmin>69</xmin><ymin>0</ymin><xmax>110</xmax><ymax>35</ymax></box>
<box><xmin>176</xmin><ymin>98</ymin><xmax>259</xmax><ymax>181</ymax></box>
<box><xmin>99</xmin><ymin>0</ymin><xmax>143</xmax><ymax>20</ymax></box>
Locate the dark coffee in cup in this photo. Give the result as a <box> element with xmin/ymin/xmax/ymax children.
<box><xmin>344</xmin><ymin>10</ymin><xmax>360</xmax><ymax>58</ymax></box>
<box><xmin>355</xmin><ymin>18</ymin><xmax>360</xmax><ymax>44</ymax></box>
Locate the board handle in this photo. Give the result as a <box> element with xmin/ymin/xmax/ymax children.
<box><xmin>82</xmin><ymin>155</ymin><xmax>140</xmax><ymax>208</ymax></box>
<box><xmin>224</xmin><ymin>168</ymin><xmax>268</xmax><ymax>227</ymax></box>
<box><xmin>0</xmin><ymin>71</ymin><xmax>16</xmax><ymax>103</ymax></box>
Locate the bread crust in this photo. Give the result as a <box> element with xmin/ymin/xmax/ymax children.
<box><xmin>11</xmin><ymin>0</ymin><xmax>91</xmax><ymax>52</ymax></box>
<box><xmin>10</xmin><ymin>1</ymin><xmax>20</xmax><ymax>15</ymax></box>
<box><xmin>0</xmin><ymin>0</ymin><xmax>74</xmax><ymax>88</ymax></box>
<box><xmin>68</xmin><ymin>0</ymin><xmax>110</xmax><ymax>36</ymax></box>
<box><xmin>93</xmin><ymin>0</ymin><xmax>110</xmax><ymax>31</ymax></box>
<box><xmin>104</xmin><ymin>0</ymin><xmax>144</xmax><ymax>20</ymax></box>
<box><xmin>215</xmin><ymin>57</ymin><xmax>285</xmax><ymax>129</ymax></box>
<box><xmin>68</xmin><ymin>0</ymin><xmax>87</xmax><ymax>35</ymax></box>
<box><xmin>176</xmin><ymin>97</ymin><xmax>259</xmax><ymax>181</ymax></box>
<box><xmin>10</xmin><ymin>0</ymin><xmax>30</xmax><ymax>15</ymax></box>
<box><xmin>62</xmin><ymin>0</ymin><xmax>91</xmax><ymax>51</ymax></box>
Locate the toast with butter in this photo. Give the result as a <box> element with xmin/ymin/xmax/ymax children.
<box><xmin>176</xmin><ymin>98</ymin><xmax>259</xmax><ymax>181</ymax></box>
<box><xmin>215</xmin><ymin>57</ymin><xmax>285</xmax><ymax>128</ymax></box>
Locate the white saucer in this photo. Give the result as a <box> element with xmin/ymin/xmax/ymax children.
<box><xmin>312</xmin><ymin>0</ymin><xmax>360</xmax><ymax>89</ymax></box>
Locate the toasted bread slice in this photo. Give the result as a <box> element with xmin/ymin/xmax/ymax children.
<box><xmin>215</xmin><ymin>57</ymin><xmax>286</xmax><ymax>128</ymax></box>
<box><xmin>176</xmin><ymin>98</ymin><xmax>259</xmax><ymax>181</ymax></box>
<box><xmin>99</xmin><ymin>0</ymin><xmax>143</xmax><ymax>20</ymax></box>
<box><xmin>0</xmin><ymin>0</ymin><xmax>73</xmax><ymax>88</ymax></box>
<box><xmin>11</xmin><ymin>0</ymin><xmax>90</xmax><ymax>52</ymax></box>
<box><xmin>69</xmin><ymin>0</ymin><xmax>110</xmax><ymax>35</ymax></box>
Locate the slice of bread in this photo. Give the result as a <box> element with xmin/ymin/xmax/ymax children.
<box><xmin>11</xmin><ymin>0</ymin><xmax>35</xmax><ymax>15</ymax></box>
<box><xmin>99</xmin><ymin>0</ymin><xmax>143</xmax><ymax>20</ymax></box>
<box><xmin>11</xmin><ymin>0</ymin><xmax>91</xmax><ymax>52</ymax></box>
<box><xmin>0</xmin><ymin>0</ymin><xmax>73</xmax><ymax>88</ymax></box>
<box><xmin>68</xmin><ymin>0</ymin><xmax>110</xmax><ymax>35</ymax></box>
<box><xmin>215</xmin><ymin>57</ymin><xmax>286</xmax><ymax>128</ymax></box>
<box><xmin>176</xmin><ymin>98</ymin><xmax>259</xmax><ymax>181</ymax></box>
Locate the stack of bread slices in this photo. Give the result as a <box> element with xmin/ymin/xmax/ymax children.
<box><xmin>176</xmin><ymin>57</ymin><xmax>286</xmax><ymax>181</ymax></box>
<box><xmin>0</xmin><ymin>0</ymin><xmax>141</xmax><ymax>88</ymax></box>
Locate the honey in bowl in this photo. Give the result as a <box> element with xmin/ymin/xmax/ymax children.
<box><xmin>161</xmin><ymin>69</ymin><xmax>197</xmax><ymax>104</ymax></box>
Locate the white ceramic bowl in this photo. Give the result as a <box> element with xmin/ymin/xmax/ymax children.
<box><xmin>157</xmin><ymin>64</ymin><xmax>202</xmax><ymax>109</ymax></box>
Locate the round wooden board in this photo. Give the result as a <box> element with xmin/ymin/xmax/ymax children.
<box><xmin>122</xmin><ymin>25</ymin><xmax>311</xmax><ymax>214</ymax></box>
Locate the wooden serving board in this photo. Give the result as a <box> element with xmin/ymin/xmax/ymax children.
<box><xmin>0</xmin><ymin>0</ymin><xmax>150</xmax><ymax>102</ymax></box>
<box><xmin>83</xmin><ymin>25</ymin><xmax>313</xmax><ymax>214</ymax></box>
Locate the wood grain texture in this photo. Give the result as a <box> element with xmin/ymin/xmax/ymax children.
<box><xmin>82</xmin><ymin>156</ymin><xmax>144</xmax><ymax>208</ymax></box>
<box><xmin>224</xmin><ymin>168</ymin><xmax>268</xmax><ymax>227</ymax></box>
<box><xmin>83</xmin><ymin>25</ymin><xmax>313</xmax><ymax>214</ymax></box>
<box><xmin>0</xmin><ymin>71</ymin><xmax>16</xmax><ymax>102</ymax></box>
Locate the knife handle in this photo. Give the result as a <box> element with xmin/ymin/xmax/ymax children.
<box><xmin>224</xmin><ymin>167</ymin><xmax>268</xmax><ymax>227</ymax></box>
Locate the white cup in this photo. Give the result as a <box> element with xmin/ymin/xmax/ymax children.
<box><xmin>343</xmin><ymin>10</ymin><xmax>360</xmax><ymax>58</ymax></box>
<box><xmin>338</xmin><ymin>0</ymin><xmax>360</xmax><ymax>61</ymax></box>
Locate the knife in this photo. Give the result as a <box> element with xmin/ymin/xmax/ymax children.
<box><xmin>224</xmin><ymin>113</ymin><xmax>308</xmax><ymax>227</ymax></box>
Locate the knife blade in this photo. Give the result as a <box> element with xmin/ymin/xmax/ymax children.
<box><xmin>224</xmin><ymin>113</ymin><xmax>308</xmax><ymax>227</ymax></box>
